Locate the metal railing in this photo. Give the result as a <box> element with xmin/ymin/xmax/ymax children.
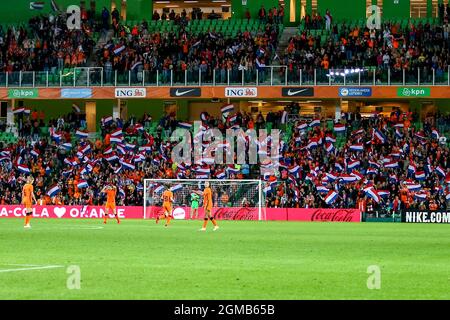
<box><xmin>1</xmin><ymin>66</ymin><xmax>449</xmax><ymax>87</ymax></box>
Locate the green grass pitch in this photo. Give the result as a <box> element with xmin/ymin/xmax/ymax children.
<box><xmin>0</xmin><ymin>218</ymin><xmax>449</xmax><ymax>300</ymax></box>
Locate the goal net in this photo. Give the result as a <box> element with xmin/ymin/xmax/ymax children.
<box><xmin>143</xmin><ymin>179</ymin><xmax>266</xmax><ymax>221</ymax></box>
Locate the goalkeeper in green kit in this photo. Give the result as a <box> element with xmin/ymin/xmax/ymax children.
<box><xmin>190</xmin><ymin>192</ymin><xmax>200</xmax><ymax>219</ymax></box>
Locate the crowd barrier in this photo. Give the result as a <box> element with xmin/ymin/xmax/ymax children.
<box><xmin>0</xmin><ymin>205</ymin><xmax>361</xmax><ymax>222</ymax></box>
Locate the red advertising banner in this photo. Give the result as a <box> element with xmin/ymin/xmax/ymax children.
<box><xmin>0</xmin><ymin>205</ymin><xmax>143</xmax><ymax>219</ymax></box>
<box><xmin>287</xmin><ymin>208</ymin><xmax>361</xmax><ymax>222</ymax></box>
<box><xmin>0</xmin><ymin>205</ymin><xmax>360</xmax><ymax>222</ymax></box>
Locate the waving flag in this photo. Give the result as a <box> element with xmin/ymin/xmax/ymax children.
<box><xmin>395</xmin><ymin>128</ymin><xmax>404</xmax><ymax>139</ymax></box>
<box><xmin>373</xmin><ymin>128</ymin><xmax>387</xmax><ymax>143</ymax></box>
<box><xmin>365</xmin><ymin>187</ymin><xmax>381</xmax><ymax>203</ymax></box>
<box><xmin>45</xmin><ymin>166</ymin><xmax>51</xmax><ymax>175</ymax></box>
<box><xmin>76</xmin><ymin>130</ymin><xmax>89</xmax><ymax>139</ymax></box>
<box><xmin>289</xmin><ymin>165</ymin><xmax>300</xmax><ymax>177</ymax></box>
<box><xmin>113</xmin><ymin>45</ymin><xmax>126</xmax><ymax>55</ymax></box>
<box><xmin>368</xmin><ymin>160</ymin><xmax>380</xmax><ymax>169</ymax></box>
<box><xmin>104</xmin><ymin>146</ymin><xmax>113</xmax><ymax>155</ymax></box>
<box><xmin>431</xmin><ymin>129</ymin><xmax>440</xmax><ymax>140</ymax></box>
<box><xmin>334</xmin><ymin>123</ymin><xmax>345</xmax><ymax>132</ymax></box>
<box><xmin>325</xmin><ymin>143</ymin><xmax>334</xmax><ymax>153</ymax></box>
<box><xmin>406</xmin><ymin>184</ymin><xmax>422</xmax><ymax>192</ymax></box>
<box><xmin>47</xmin><ymin>184</ymin><xmax>61</xmax><ymax>197</ymax></box>
<box><xmin>170</xmin><ymin>184</ymin><xmax>183</xmax><ymax>192</ymax></box>
<box><xmin>351</xmin><ymin>171</ymin><xmax>364</xmax><ymax>181</ymax></box>
<box><xmin>408</xmin><ymin>164</ymin><xmax>416</xmax><ymax>175</ymax></box>
<box><xmin>61</xmin><ymin>143</ymin><xmax>72</xmax><ymax>151</ymax></box>
<box><xmin>378</xmin><ymin>190</ymin><xmax>390</xmax><ymax>198</ymax></box>
<box><xmin>316</xmin><ymin>186</ymin><xmax>329</xmax><ymax>194</ymax></box>
<box><xmin>125</xmin><ymin>143</ymin><xmax>136</xmax><ymax>151</ymax></box>
<box><xmin>30</xmin><ymin>2</ymin><xmax>44</xmax><ymax>11</ymax></box>
<box><xmin>30</xmin><ymin>149</ymin><xmax>40</xmax><ymax>158</ymax></box>
<box><xmin>436</xmin><ymin>166</ymin><xmax>446</xmax><ymax>177</ymax></box>
<box><xmin>111</xmin><ymin>129</ymin><xmax>123</xmax><ymax>137</ymax></box>
<box><xmin>297</xmin><ymin>122</ymin><xmax>308</xmax><ymax>131</ymax></box>
<box><xmin>394</xmin><ymin>123</ymin><xmax>404</xmax><ymax>128</ymax></box>
<box><xmin>325</xmin><ymin>135</ymin><xmax>336</xmax><ymax>143</ymax></box>
<box><xmin>216</xmin><ymin>171</ymin><xmax>226</xmax><ymax>179</ymax></box>
<box><xmin>309</xmin><ymin>118</ymin><xmax>321</xmax><ymax>127</ymax></box>
<box><xmin>13</xmin><ymin>108</ymin><xmax>25</xmax><ymax>114</ymax></box>
<box><xmin>349</xmin><ymin>144</ymin><xmax>364</xmax><ymax>152</ymax></box>
<box><xmin>105</xmin><ymin>154</ymin><xmax>119</xmax><ymax>162</ymax></box>
<box><xmin>385</xmin><ymin>161</ymin><xmax>399</xmax><ymax>168</ymax></box>
<box><xmin>335</xmin><ymin>163</ymin><xmax>343</xmax><ymax>172</ymax></box>
<box><xmin>340</xmin><ymin>174</ymin><xmax>358</xmax><ymax>183</ymax></box>
<box><xmin>62</xmin><ymin>169</ymin><xmax>73</xmax><ymax>177</ymax></box>
<box><xmin>389</xmin><ymin>174</ymin><xmax>398</xmax><ymax>183</ymax></box>
<box><xmin>446</xmin><ymin>193</ymin><xmax>450</xmax><ymax>201</ymax></box>
<box><xmin>177</xmin><ymin>122</ymin><xmax>192</xmax><ymax>130</ymax></box>
<box><xmin>18</xmin><ymin>164</ymin><xmax>30</xmax><ymax>174</ymax></box>
<box><xmin>102</xmin><ymin>116</ymin><xmax>113</xmax><ymax>126</ymax></box>
<box><xmin>324</xmin><ymin>190</ymin><xmax>338</xmax><ymax>205</ymax></box>
<box><xmin>366</xmin><ymin>168</ymin><xmax>378</xmax><ymax>175</ymax></box>
<box><xmin>347</xmin><ymin>160</ymin><xmax>360</xmax><ymax>170</ymax></box>
<box><xmin>120</xmin><ymin>160</ymin><xmax>135</xmax><ymax>171</ymax></box>
<box><xmin>51</xmin><ymin>132</ymin><xmax>61</xmax><ymax>143</ymax></box>
<box><xmin>221</xmin><ymin>104</ymin><xmax>234</xmax><ymax>114</ymax></box>
<box><xmin>306</xmin><ymin>139</ymin><xmax>318</xmax><ymax>149</ymax></box>
<box><xmin>325</xmin><ymin>172</ymin><xmax>338</xmax><ymax>182</ymax></box>
<box><xmin>77</xmin><ymin>180</ymin><xmax>89</xmax><ymax>188</ymax></box>
<box><xmin>110</xmin><ymin>135</ymin><xmax>123</xmax><ymax>144</ymax></box>
<box><xmin>415</xmin><ymin>171</ymin><xmax>426</xmax><ymax>181</ymax></box>
<box><xmin>414</xmin><ymin>193</ymin><xmax>427</xmax><ymax>201</ymax></box>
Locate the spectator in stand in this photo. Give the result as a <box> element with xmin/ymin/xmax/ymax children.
<box><xmin>259</xmin><ymin>5</ymin><xmax>266</xmax><ymax>23</ymax></box>
<box><xmin>245</xmin><ymin>8</ymin><xmax>251</xmax><ymax>21</ymax></box>
<box><xmin>152</xmin><ymin>10</ymin><xmax>160</xmax><ymax>21</ymax></box>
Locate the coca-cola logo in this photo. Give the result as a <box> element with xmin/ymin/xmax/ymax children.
<box><xmin>214</xmin><ymin>207</ymin><xmax>257</xmax><ymax>220</ymax></box>
<box><xmin>311</xmin><ymin>209</ymin><xmax>355</xmax><ymax>222</ymax></box>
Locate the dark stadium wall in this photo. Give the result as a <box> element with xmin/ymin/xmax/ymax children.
<box><xmin>0</xmin><ymin>0</ymin><xmax>111</xmax><ymax>23</ymax></box>
<box><xmin>317</xmin><ymin>0</ymin><xmax>366</xmax><ymax>21</ymax></box>
<box><xmin>382</xmin><ymin>0</ymin><xmax>411</xmax><ymax>19</ymax></box>
<box><xmin>231</xmin><ymin>0</ymin><xmax>279</xmax><ymax>20</ymax></box>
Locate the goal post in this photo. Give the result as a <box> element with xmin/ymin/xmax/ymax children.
<box><xmin>143</xmin><ymin>179</ymin><xmax>266</xmax><ymax>221</ymax></box>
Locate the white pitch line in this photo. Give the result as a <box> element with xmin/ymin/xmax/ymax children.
<box><xmin>0</xmin><ymin>265</ymin><xmax>64</xmax><ymax>273</ymax></box>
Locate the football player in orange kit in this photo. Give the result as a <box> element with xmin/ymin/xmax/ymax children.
<box><xmin>101</xmin><ymin>185</ymin><xmax>120</xmax><ymax>224</ymax></box>
<box><xmin>22</xmin><ymin>176</ymin><xmax>37</xmax><ymax>229</ymax></box>
<box><xmin>156</xmin><ymin>188</ymin><xmax>174</xmax><ymax>227</ymax></box>
<box><xmin>195</xmin><ymin>181</ymin><xmax>219</xmax><ymax>231</ymax></box>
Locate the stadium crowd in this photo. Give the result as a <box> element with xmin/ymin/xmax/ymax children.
<box><xmin>1</xmin><ymin>105</ymin><xmax>450</xmax><ymax>215</ymax></box>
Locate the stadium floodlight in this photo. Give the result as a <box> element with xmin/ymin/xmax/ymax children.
<box><xmin>144</xmin><ymin>179</ymin><xmax>266</xmax><ymax>221</ymax></box>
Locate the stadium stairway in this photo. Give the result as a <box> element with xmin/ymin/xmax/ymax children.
<box><xmin>89</xmin><ymin>29</ymin><xmax>115</xmax><ymax>67</ymax></box>
<box><xmin>274</xmin><ymin>27</ymin><xmax>298</xmax><ymax>63</ymax></box>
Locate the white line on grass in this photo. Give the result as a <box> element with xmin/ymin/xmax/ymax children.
<box><xmin>0</xmin><ymin>265</ymin><xmax>64</xmax><ymax>273</ymax></box>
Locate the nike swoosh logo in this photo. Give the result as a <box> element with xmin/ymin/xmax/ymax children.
<box><xmin>175</xmin><ymin>89</ymin><xmax>196</xmax><ymax>96</ymax></box>
<box><xmin>287</xmin><ymin>89</ymin><xmax>308</xmax><ymax>96</ymax></box>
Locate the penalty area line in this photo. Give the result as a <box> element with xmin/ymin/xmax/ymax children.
<box><xmin>0</xmin><ymin>265</ymin><xmax>64</xmax><ymax>273</ymax></box>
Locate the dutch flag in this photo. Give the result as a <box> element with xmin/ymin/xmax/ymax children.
<box><xmin>297</xmin><ymin>122</ymin><xmax>308</xmax><ymax>131</ymax></box>
<box><xmin>177</xmin><ymin>122</ymin><xmax>192</xmax><ymax>130</ymax></box>
<box><xmin>13</xmin><ymin>108</ymin><xmax>25</xmax><ymax>114</ymax></box>
<box><xmin>408</xmin><ymin>164</ymin><xmax>416</xmax><ymax>175</ymax></box>
<box><xmin>347</xmin><ymin>160</ymin><xmax>361</xmax><ymax>170</ymax></box>
<box><xmin>119</xmin><ymin>187</ymin><xmax>126</xmax><ymax>198</ymax></box>
<box><xmin>309</xmin><ymin>118</ymin><xmax>321</xmax><ymax>127</ymax></box>
<box><xmin>216</xmin><ymin>171</ymin><xmax>226</xmax><ymax>179</ymax></box>
<box><xmin>18</xmin><ymin>164</ymin><xmax>31</xmax><ymax>174</ymax></box>
<box><xmin>431</xmin><ymin>129</ymin><xmax>440</xmax><ymax>140</ymax></box>
<box><xmin>351</xmin><ymin>171</ymin><xmax>364</xmax><ymax>181</ymax></box>
<box><xmin>113</xmin><ymin>45</ymin><xmax>126</xmax><ymax>55</ymax></box>
<box><xmin>316</xmin><ymin>186</ymin><xmax>329</xmax><ymax>194</ymax></box>
<box><xmin>114</xmin><ymin>165</ymin><xmax>122</xmax><ymax>174</ymax></box>
<box><xmin>77</xmin><ymin>180</ymin><xmax>89</xmax><ymax>189</ymax></box>
<box><xmin>406</xmin><ymin>184</ymin><xmax>422</xmax><ymax>192</ymax></box>
<box><xmin>325</xmin><ymin>135</ymin><xmax>336</xmax><ymax>143</ymax></box>
<box><xmin>62</xmin><ymin>169</ymin><xmax>73</xmax><ymax>177</ymax></box>
<box><xmin>385</xmin><ymin>161</ymin><xmax>399</xmax><ymax>168</ymax></box>
<box><xmin>307</xmin><ymin>140</ymin><xmax>318</xmax><ymax>149</ymax></box>
<box><xmin>389</xmin><ymin>174</ymin><xmax>398</xmax><ymax>183</ymax></box>
<box><xmin>335</xmin><ymin>163</ymin><xmax>344</xmax><ymax>172</ymax></box>
<box><xmin>105</xmin><ymin>154</ymin><xmax>119</xmax><ymax>162</ymax></box>
<box><xmin>414</xmin><ymin>193</ymin><xmax>427</xmax><ymax>201</ymax></box>
<box><xmin>51</xmin><ymin>132</ymin><xmax>61</xmax><ymax>143</ymax></box>
<box><xmin>366</xmin><ymin>168</ymin><xmax>378</xmax><ymax>175</ymax></box>
<box><xmin>435</xmin><ymin>166</ymin><xmax>446</xmax><ymax>177</ymax></box>
<box><xmin>221</xmin><ymin>104</ymin><xmax>234</xmax><ymax>114</ymax></box>
<box><xmin>373</xmin><ymin>128</ymin><xmax>387</xmax><ymax>143</ymax></box>
<box><xmin>368</xmin><ymin>160</ymin><xmax>380</xmax><ymax>169</ymax></box>
<box><xmin>324</xmin><ymin>190</ymin><xmax>338</xmax><ymax>205</ymax></box>
<box><xmin>415</xmin><ymin>171</ymin><xmax>426</xmax><ymax>181</ymax></box>
<box><xmin>349</xmin><ymin>144</ymin><xmax>364</xmax><ymax>152</ymax></box>
<box><xmin>196</xmin><ymin>174</ymin><xmax>209</xmax><ymax>179</ymax></box>
<box><xmin>289</xmin><ymin>165</ymin><xmax>300</xmax><ymax>176</ymax></box>
<box><xmin>30</xmin><ymin>149</ymin><xmax>40</xmax><ymax>158</ymax></box>
<box><xmin>446</xmin><ymin>193</ymin><xmax>450</xmax><ymax>201</ymax></box>
<box><xmin>325</xmin><ymin>143</ymin><xmax>334</xmax><ymax>153</ymax></box>
<box><xmin>120</xmin><ymin>160</ymin><xmax>135</xmax><ymax>170</ymax></box>
<box><xmin>226</xmin><ymin>166</ymin><xmax>240</xmax><ymax>174</ymax></box>
<box><xmin>104</xmin><ymin>146</ymin><xmax>113</xmax><ymax>155</ymax></box>
<box><xmin>76</xmin><ymin>130</ymin><xmax>89</xmax><ymax>139</ymax></box>
<box><xmin>111</xmin><ymin>129</ymin><xmax>123</xmax><ymax>137</ymax></box>
<box><xmin>134</xmin><ymin>154</ymin><xmax>145</xmax><ymax>163</ymax></box>
<box><xmin>334</xmin><ymin>123</ymin><xmax>346</xmax><ymax>132</ymax></box>
<box><xmin>378</xmin><ymin>190</ymin><xmax>390</xmax><ymax>198</ymax></box>
<box><xmin>102</xmin><ymin>116</ymin><xmax>113</xmax><ymax>126</ymax></box>
<box><xmin>395</xmin><ymin>128</ymin><xmax>404</xmax><ymax>139</ymax></box>
<box><xmin>365</xmin><ymin>187</ymin><xmax>381</xmax><ymax>203</ymax></box>
<box><xmin>125</xmin><ymin>143</ymin><xmax>136</xmax><ymax>150</ymax></box>
<box><xmin>47</xmin><ymin>184</ymin><xmax>61</xmax><ymax>197</ymax></box>
<box><xmin>45</xmin><ymin>166</ymin><xmax>51</xmax><ymax>175</ymax></box>
<box><xmin>326</xmin><ymin>172</ymin><xmax>338</xmax><ymax>182</ymax></box>
<box><xmin>116</xmin><ymin>144</ymin><xmax>126</xmax><ymax>155</ymax></box>
<box><xmin>170</xmin><ymin>184</ymin><xmax>183</xmax><ymax>192</ymax></box>
<box><xmin>340</xmin><ymin>174</ymin><xmax>358</xmax><ymax>183</ymax></box>
<box><xmin>81</xmin><ymin>144</ymin><xmax>91</xmax><ymax>154</ymax></box>
<box><xmin>394</xmin><ymin>123</ymin><xmax>404</xmax><ymax>128</ymax></box>
<box><xmin>110</xmin><ymin>136</ymin><xmax>124</xmax><ymax>144</ymax></box>
<box><xmin>61</xmin><ymin>143</ymin><xmax>72</xmax><ymax>151</ymax></box>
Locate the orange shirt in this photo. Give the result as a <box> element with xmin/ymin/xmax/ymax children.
<box><xmin>22</xmin><ymin>184</ymin><xmax>33</xmax><ymax>202</ymax></box>
<box><xmin>106</xmin><ymin>189</ymin><xmax>116</xmax><ymax>203</ymax></box>
<box><xmin>203</xmin><ymin>187</ymin><xmax>212</xmax><ymax>208</ymax></box>
<box><xmin>162</xmin><ymin>190</ymin><xmax>173</xmax><ymax>204</ymax></box>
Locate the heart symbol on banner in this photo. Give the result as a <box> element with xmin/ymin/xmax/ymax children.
<box><xmin>53</xmin><ymin>207</ymin><xmax>66</xmax><ymax>218</ymax></box>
